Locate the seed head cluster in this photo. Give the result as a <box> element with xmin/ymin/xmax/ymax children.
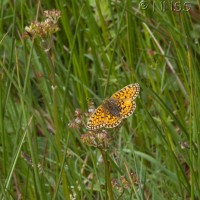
<box><xmin>24</xmin><ymin>9</ymin><xmax>61</xmax><ymax>38</ymax></box>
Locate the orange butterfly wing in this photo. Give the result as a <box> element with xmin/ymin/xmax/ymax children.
<box><xmin>111</xmin><ymin>83</ymin><xmax>140</xmax><ymax>100</ymax></box>
<box><xmin>111</xmin><ymin>83</ymin><xmax>139</xmax><ymax>119</ymax></box>
<box><xmin>118</xmin><ymin>100</ymin><xmax>136</xmax><ymax>119</ymax></box>
<box><xmin>87</xmin><ymin>83</ymin><xmax>140</xmax><ymax>130</ymax></box>
<box><xmin>87</xmin><ymin>105</ymin><xmax>121</xmax><ymax>130</ymax></box>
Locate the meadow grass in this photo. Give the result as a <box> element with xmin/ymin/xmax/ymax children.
<box><xmin>0</xmin><ymin>0</ymin><xmax>200</xmax><ymax>199</ymax></box>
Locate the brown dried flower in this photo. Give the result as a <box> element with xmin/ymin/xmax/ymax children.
<box><xmin>23</xmin><ymin>9</ymin><xmax>61</xmax><ymax>39</ymax></box>
<box><xmin>80</xmin><ymin>130</ymin><xmax>110</xmax><ymax>148</ymax></box>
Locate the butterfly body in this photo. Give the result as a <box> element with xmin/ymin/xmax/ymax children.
<box><xmin>102</xmin><ymin>98</ymin><xmax>121</xmax><ymax>117</ymax></box>
<box><xmin>87</xmin><ymin>83</ymin><xmax>140</xmax><ymax>130</ymax></box>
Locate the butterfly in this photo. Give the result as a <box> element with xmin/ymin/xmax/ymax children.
<box><xmin>87</xmin><ymin>83</ymin><xmax>140</xmax><ymax>130</ymax></box>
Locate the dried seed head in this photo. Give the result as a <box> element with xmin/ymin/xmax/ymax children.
<box><xmin>120</xmin><ymin>175</ymin><xmax>129</xmax><ymax>189</ymax></box>
<box><xmin>23</xmin><ymin>9</ymin><xmax>61</xmax><ymax>39</ymax></box>
<box><xmin>80</xmin><ymin>130</ymin><xmax>110</xmax><ymax>148</ymax></box>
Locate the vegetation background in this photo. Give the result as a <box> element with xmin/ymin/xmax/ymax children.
<box><xmin>0</xmin><ymin>0</ymin><xmax>200</xmax><ymax>199</ymax></box>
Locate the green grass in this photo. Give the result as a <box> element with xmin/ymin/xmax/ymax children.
<box><xmin>0</xmin><ymin>0</ymin><xmax>200</xmax><ymax>199</ymax></box>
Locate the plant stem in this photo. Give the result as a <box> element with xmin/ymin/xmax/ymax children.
<box><xmin>100</xmin><ymin>148</ymin><xmax>114</xmax><ymax>200</ymax></box>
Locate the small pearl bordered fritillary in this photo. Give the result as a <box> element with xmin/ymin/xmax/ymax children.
<box><xmin>87</xmin><ymin>83</ymin><xmax>140</xmax><ymax>130</ymax></box>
